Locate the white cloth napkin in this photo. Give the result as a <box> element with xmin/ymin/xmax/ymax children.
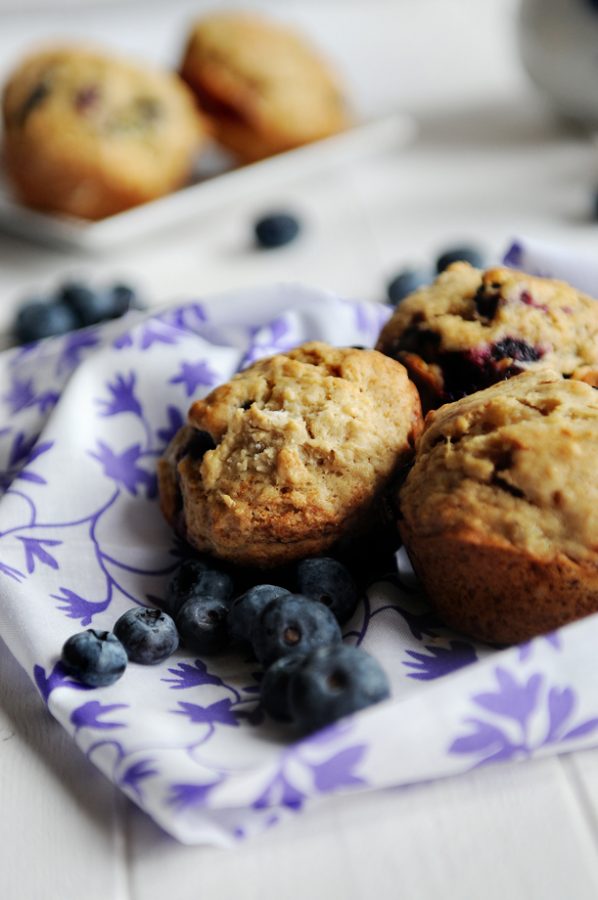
<box><xmin>1</xmin><ymin>273</ymin><xmax>598</xmax><ymax>847</ymax></box>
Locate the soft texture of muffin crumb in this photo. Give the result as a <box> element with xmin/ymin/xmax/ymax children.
<box><xmin>399</xmin><ymin>370</ymin><xmax>598</xmax><ymax>644</ymax></box>
<box><xmin>159</xmin><ymin>342</ymin><xmax>423</xmax><ymax>567</ymax></box>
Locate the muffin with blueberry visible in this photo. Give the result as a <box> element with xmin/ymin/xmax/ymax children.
<box><xmin>399</xmin><ymin>370</ymin><xmax>598</xmax><ymax>644</ymax></box>
<box><xmin>2</xmin><ymin>46</ymin><xmax>206</xmax><ymax>219</ymax></box>
<box><xmin>376</xmin><ymin>263</ymin><xmax>598</xmax><ymax>412</ymax></box>
<box><xmin>179</xmin><ymin>12</ymin><xmax>349</xmax><ymax>162</ymax></box>
<box><xmin>158</xmin><ymin>342</ymin><xmax>423</xmax><ymax>568</ymax></box>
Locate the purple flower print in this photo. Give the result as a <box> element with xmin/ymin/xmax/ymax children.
<box><xmin>163</xmin><ymin>303</ymin><xmax>207</xmax><ymax>334</ymax></box>
<box><xmin>169</xmin><ymin>360</ymin><xmax>218</xmax><ymax>397</ymax></box>
<box><xmin>239</xmin><ymin>317</ymin><xmax>295</xmax><ymax>369</ymax></box>
<box><xmin>57</xmin><ymin>330</ymin><xmax>100</xmax><ymax>374</ymax></box>
<box><xmin>33</xmin><ymin>661</ymin><xmax>92</xmax><ymax>703</ymax></box>
<box><xmin>88</xmin><ymin>441</ymin><xmax>157</xmax><ymax>498</ymax></box>
<box><xmin>253</xmin><ymin>773</ymin><xmax>306</xmax><ymax>811</ymax></box>
<box><xmin>2</xmin><ymin>375</ymin><xmax>58</xmax><ymax>415</ymax></box>
<box><xmin>172</xmin><ymin>699</ymin><xmax>239</xmax><ymax>727</ymax></box>
<box><xmin>403</xmin><ymin>641</ymin><xmax>478</xmax><ymax>681</ymax></box>
<box><xmin>502</xmin><ymin>241</ymin><xmax>524</xmax><ymax>268</ymax></box>
<box><xmin>1</xmin><ymin>433</ymin><xmax>53</xmax><ymax>490</ymax></box>
<box><xmin>253</xmin><ymin>724</ymin><xmax>368</xmax><ymax>812</ymax></box>
<box><xmin>17</xmin><ymin>536</ymin><xmax>61</xmax><ymax>573</ymax></box>
<box><xmin>162</xmin><ymin>659</ymin><xmax>224</xmax><ymax>690</ymax></box>
<box><xmin>96</xmin><ymin>373</ymin><xmax>142</xmax><ymax>417</ymax></box>
<box><xmin>3</xmin><ymin>375</ymin><xmax>35</xmax><ymax>413</ymax></box>
<box><xmin>167</xmin><ymin>780</ymin><xmax>221</xmax><ymax>810</ymax></box>
<box><xmin>0</xmin><ymin>560</ymin><xmax>25</xmax><ymax>582</ymax></box>
<box><xmin>474</xmin><ymin>667</ymin><xmax>542</xmax><ymax>730</ymax></box>
<box><xmin>518</xmin><ymin>632</ymin><xmax>561</xmax><ymax>662</ymax></box>
<box><xmin>120</xmin><ymin>759</ymin><xmax>159</xmax><ymax>799</ymax></box>
<box><xmin>309</xmin><ymin>745</ymin><xmax>367</xmax><ymax>792</ymax></box>
<box><xmin>449</xmin><ymin>666</ymin><xmax>598</xmax><ymax>767</ymax></box>
<box><xmin>113</xmin><ymin>332</ymin><xmax>133</xmax><ymax>350</ymax></box>
<box><xmin>156</xmin><ymin>405</ymin><xmax>185</xmax><ymax>447</ymax></box>
<box><xmin>51</xmin><ymin>587</ymin><xmax>110</xmax><ymax>626</ymax></box>
<box><xmin>9</xmin><ymin>432</ymin><xmax>42</xmax><ymax>467</ymax></box>
<box><xmin>71</xmin><ymin>700</ymin><xmax>128</xmax><ymax>730</ymax></box>
<box><xmin>139</xmin><ymin>322</ymin><xmax>180</xmax><ymax>351</ymax></box>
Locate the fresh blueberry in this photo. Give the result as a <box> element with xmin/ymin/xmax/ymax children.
<box><xmin>165</xmin><ymin>559</ymin><xmax>207</xmax><ymax>616</ymax></box>
<box><xmin>61</xmin><ymin>629</ymin><xmax>127</xmax><ymax>687</ymax></box>
<box><xmin>436</xmin><ymin>246</ymin><xmax>485</xmax><ymax>273</ymax></box>
<box><xmin>296</xmin><ymin>557</ymin><xmax>360</xmax><ymax>625</ymax></box>
<box><xmin>113</xmin><ymin>607</ymin><xmax>178</xmax><ymax>665</ymax></box>
<box><xmin>260</xmin><ymin>654</ymin><xmax>306</xmax><ymax>722</ymax></box>
<box><xmin>228</xmin><ymin>584</ymin><xmax>291</xmax><ymax>645</ymax></box>
<box><xmin>289</xmin><ymin>644</ymin><xmax>390</xmax><ymax>733</ymax></box>
<box><xmin>14</xmin><ymin>300</ymin><xmax>78</xmax><ymax>344</ymax></box>
<box><xmin>176</xmin><ymin>595</ymin><xmax>230</xmax><ymax>654</ymax></box>
<box><xmin>386</xmin><ymin>268</ymin><xmax>431</xmax><ymax>305</ymax></box>
<box><xmin>59</xmin><ymin>281</ymin><xmax>132</xmax><ymax>325</ymax></box>
<box><xmin>165</xmin><ymin>559</ymin><xmax>233</xmax><ymax>617</ymax></box>
<box><xmin>252</xmin><ymin>594</ymin><xmax>342</xmax><ymax>668</ymax></box>
<box><xmin>254</xmin><ymin>213</ymin><xmax>301</xmax><ymax>249</ymax></box>
<box><xmin>110</xmin><ymin>283</ymin><xmax>143</xmax><ymax>314</ymax></box>
<box><xmin>58</xmin><ymin>283</ymin><xmax>101</xmax><ymax>325</ymax></box>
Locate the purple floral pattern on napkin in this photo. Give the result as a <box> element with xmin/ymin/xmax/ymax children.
<box><xmin>1</xmin><ymin>285</ymin><xmax>598</xmax><ymax>847</ymax></box>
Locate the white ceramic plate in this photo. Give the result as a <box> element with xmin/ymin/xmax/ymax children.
<box><xmin>0</xmin><ymin>113</ymin><xmax>414</xmax><ymax>252</ymax></box>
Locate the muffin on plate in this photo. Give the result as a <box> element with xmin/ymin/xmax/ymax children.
<box><xmin>2</xmin><ymin>46</ymin><xmax>206</xmax><ymax>219</ymax></box>
<box><xmin>399</xmin><ymin>370</ymin><xmax>598</xmax><ymax>645</ymax></box>
<box><xmin>376</xmin><ymin>263</ymin><xmax>598</xmax><ymax>412</ymax></box>
<box><xmin>179</xmin><ymin>12</ymin><xmax>349</xmax><ymax>162</ymax></box>
<box><xmin>158</xmin><ymin>342</ymin><xmax>423</xmax><ymax>568</ymax></box>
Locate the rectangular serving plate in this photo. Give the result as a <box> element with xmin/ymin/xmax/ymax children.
<box><xmin>0</xmin><ymin>112</ymin><xmax>415</xmax><ymax>253</ymax></box>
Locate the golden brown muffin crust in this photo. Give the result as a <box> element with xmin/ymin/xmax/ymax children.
<box><xmin>180</xmin><ymin>12</ymin><xmax>348</xmax><ymax>161</ymax></box>
<box><xmin>159</xmin><ymin>342</ymin><xmax>423</xmax><ymax>567</ymax></box>
<box><xmin>3</xmin><ymin>46</ymin><xmax>205</xmax><ymax>219</ymax></box>
<box><xmin>376</xmin><ymin>263</ymin><xmax>598</xmax><ymax>411</ymax></box>
<box><xmin>399</xmin><ymin>370</ymin><xmax>598</xmax><ymax>643</ymax></box>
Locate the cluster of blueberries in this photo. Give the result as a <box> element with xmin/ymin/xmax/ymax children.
<box><xmin>10</xmin><ymin>212</ymin><xmax>296</xmax><ymax>346</ymax></box>
<box><xmin>12</xmin><ymin>280</ymin><xmax>142</xmax><ymax>345</ymax></box>
<box><xmin>61</xmin><ymin>555</ymin><xmax>390</xmax><ymax>735</ymax></box>
<box><xmin>385</xmin><ymin>244</ymin><xmax>485</xmax><ymax>306</ymax></box>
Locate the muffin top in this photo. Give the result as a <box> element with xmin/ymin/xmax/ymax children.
<box><xmin>399</xmin><ymin>370</ymin><xmax>598</xmax><ymax>564</ymax></box>
<box><xmin>3</xmin><ymin>46</ymin><xmax>203</xmax><ymax>180</ymax></box>
<box><xmin>376</xmin><ymin>263</ymin><xmax>598</xmax><ymax>408</ymax></box>
<box><xmin>159</xmin><ymin>342</ymin><xmax>422</xmax><ymax>567</ymax></box>
<box><xmin>180</xmin><ymin>12</ymin><xmax>348</xmax><ymax>147</ymax></box>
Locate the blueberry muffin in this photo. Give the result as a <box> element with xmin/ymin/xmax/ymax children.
<box><xmin>399</xmin><ymin>370</ymin><xmax>598</xmax><ymax>644</ymax></box>
<box><xmin>158</xmin><ymin>342</ymin><xmax>423</xmax><ymax>568</ymax></box>
<box><xmin>179</xmin><ymin>12</ymin><xmax>348</xmax><ymax>162</ymax></box>
<box><xmin>376</xmin><ymin>263</ymin><xmax>598</xmax><ymax>412</ymax></box>
<box><xmin>2</xmin><ymin>46</ymin><xmax>205</xmax><ymax>219</ymax></box>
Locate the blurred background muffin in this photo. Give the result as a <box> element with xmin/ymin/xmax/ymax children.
<box><xmin>2</xmin><ymin>45</ymin><xmax>206</xmax><ymax>219</ymax></box>
<box><xmin>179</xmin><ymin>11</ymin><xmax>349</xmax><ymax>163</ymax></box>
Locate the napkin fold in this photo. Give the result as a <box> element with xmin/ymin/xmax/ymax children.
<box><xmin>1</xmin><ymin>272</ymin><xmax>598</xmax><ymax>847</ymax></box>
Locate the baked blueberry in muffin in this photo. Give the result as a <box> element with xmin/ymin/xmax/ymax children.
<box><xmin>2</xmin><ymin>46</ymin><xmax>206</xmax><ymax>219</ymax></box>
<box><xmin>158</xmin><ymin>342</ymin><xmax>422</xmax><ymax>568</ymax></box>
<box><xmin>376</xmin><ymin>263</ymin><xmax>598</xmax><ymax>411</ymax></box>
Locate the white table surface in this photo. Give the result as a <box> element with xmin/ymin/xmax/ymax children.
<box><xmin>3</xmin><ymin>1</ymin><xmax>598</xmax><ymax>898</ymax></box>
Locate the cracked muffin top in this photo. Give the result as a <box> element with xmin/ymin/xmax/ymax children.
<box><xmin>376</xmin><ymin>263</ymin><xmax>598</xmax><ymax>411</ymax></box>
<box><xmin>2</xmin><ymin>46</ymin><xmax>204</xmax><ymax>219</ymax></box>
<box><xmin>399</xmin><ymin>370</ymin><xmax>598</xmax><ymax>564</ymax></box>
<box><xmin>158</xmin><ymin>342</ymin><xmax>423</xmax><ymax>568</ymax></box>
<box><xmin>179</xmin><ymin>12</ymin><xmax>349</xmax><ymax>162</ymax></box>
